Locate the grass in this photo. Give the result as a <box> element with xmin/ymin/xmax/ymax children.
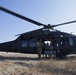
<box><xmin>0</xmin><ymin>52</ymin><xmax>76</xmax><ymax>75</ymax></box>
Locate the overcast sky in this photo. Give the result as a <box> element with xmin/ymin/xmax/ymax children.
<box><xmin>0</xmin><ymin>0</ymin><xmax>76</xmax><ymax>43</ymax></box>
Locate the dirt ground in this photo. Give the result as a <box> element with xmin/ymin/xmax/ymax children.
<box><xmin>0</xmin><ymin>52</ymin><xmax>76</xmax><ymax>75</ymax></box>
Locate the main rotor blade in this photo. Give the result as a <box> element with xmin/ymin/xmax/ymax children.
<box><xmin>0</xmin><ymin>6</ymin><xmax>44</xmax><ymax>26</ymax></box>
<box><xmin>52</xmin><ymin>20</ymin><xmax>76</xmax><ymax>27</ymax></box>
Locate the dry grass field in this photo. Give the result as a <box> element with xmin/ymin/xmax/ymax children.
<box><xmin>0</xmin><ymin>52</ymin><xmax>76</xmax><ymax>75</ymax></box>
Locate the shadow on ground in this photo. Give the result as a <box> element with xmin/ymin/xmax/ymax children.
<box><xmin>0</xmin><ymin>55</ymin><xmax>76</xmax><ymax>61</ymax></box>
<box><xmin>0</xmin><ymin>55</ymin><xmax>55</xmax><ymax>61</ymax></box>
<box><xmin>0</xmin><ymin>55</ymin><xmax>39</xmax><ymax>61</ymax></box>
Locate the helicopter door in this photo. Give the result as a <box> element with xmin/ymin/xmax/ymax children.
<box><xmin>69</xmin><ymin>37</ymin><xmax>75</xmax><ymax>51</ymax></box>
<box><xmin>68</xmin><ymin>37</ymin><xmax>76</xmax><ymax>54</ymax></box>
<box><xmin>20</xmin><ymin>40</ymin><xmax>28</xmax><ymax>53</ymax></box>
<box><xmin>75</xmin><ymin>37</ymin><xmax>76</xmax><ymax>45</ymax></box>
<box><xmin>69</xmin><ymin>37</ymin><xmax>74</xmax><ymax>46</ymax></box>
<box><xmin>28</xmin><ymin>39</ymin><xmax>37</xmax><ymax>54</ymax></box>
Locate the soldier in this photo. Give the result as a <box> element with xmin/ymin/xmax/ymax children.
<box><xmin>36</xmin><ymin>39</ymin><xmax>44</xmax><ymax>58</ymax></box>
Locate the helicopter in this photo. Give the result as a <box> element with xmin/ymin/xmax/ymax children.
<box><xmin>0</xmin><ymin>6</ymin><xmax>76</xmax><ymax>58</ymax></box>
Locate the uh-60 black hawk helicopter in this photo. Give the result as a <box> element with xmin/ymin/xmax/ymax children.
<box><xmin>0</xmin><ymin>6</ymin><xmax>76</xmax><ymax>58</ymax></box>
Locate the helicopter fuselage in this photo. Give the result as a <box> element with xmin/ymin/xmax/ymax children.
<box><xmin>0</xmin><ymin>29</ymin><xmax>76</xmax><ymax>58</ymax></box>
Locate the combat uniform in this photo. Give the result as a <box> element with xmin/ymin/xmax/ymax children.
<box><xmin>36</xmin><ymin>40</ymin><xmax>44</xmax><ymax>58</ymax></box>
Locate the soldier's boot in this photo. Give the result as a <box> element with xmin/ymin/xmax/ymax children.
<box><xmin>38</xmin><ymin>54</ymin><xmax>41</xmax><ymax>59</ymax></box>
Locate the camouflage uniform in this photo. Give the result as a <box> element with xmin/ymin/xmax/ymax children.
<box><xmin>36</xmin><ymin>40</ymin><xmax>44</xmax><ymax>58</ymax></box>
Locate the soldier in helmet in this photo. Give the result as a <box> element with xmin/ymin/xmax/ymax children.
<box><xmin>36</xmin><ymin>39</ymin><xmax>44</xmax><ymax>58</ymax></box>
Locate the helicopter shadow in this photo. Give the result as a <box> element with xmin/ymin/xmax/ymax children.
<box><xmin>0</xmin><ymin>54</ymin><xmax>76</xmax><ymax>61</ymax></box>
<box><xmin>0</xmin><ymin>55</ymin><xmax>51</xmax><ymax>61</ymax></box>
